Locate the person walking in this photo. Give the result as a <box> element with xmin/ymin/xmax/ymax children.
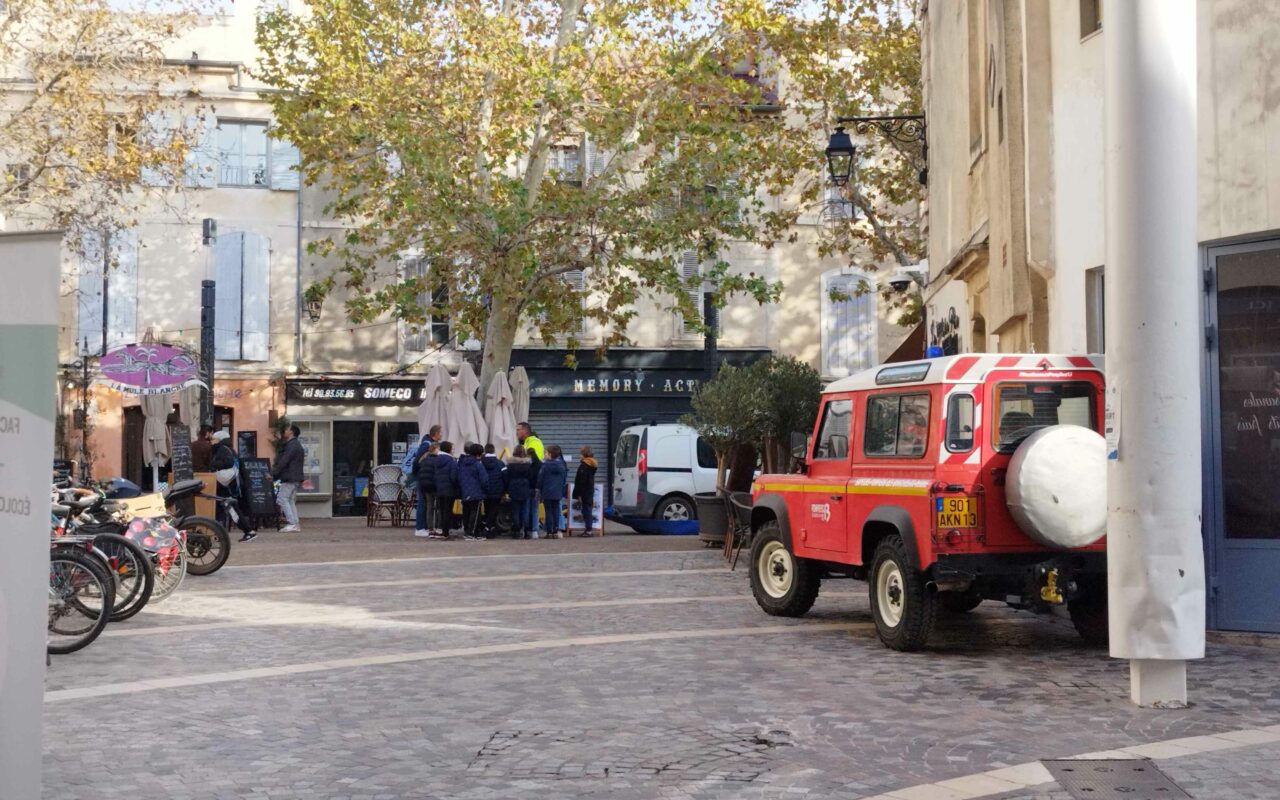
<box><xmin>413</xmin><ymin>442</ymin><xmax>441</xmax><ymax>539</ymax></box>
<box><xmin>408</xmin><ymin>425</ymin><xmax>442</xmax><ymax>536</ymax></box>
<box><xmin>210</xmin><ymin>430</ymin><xmax>258</xmax><ymax>542</ymax></box>
<box><xmin>480</xmin><ymin>444</ymin><xmax>506</xmax><ymax>537</ymax></box>
<box><xmin>457</xmin><ymin>442</ymin><xmax>488</xmax><ymax>541</ymax></box>
<box><xmin>537</xmin><ymin>444</ymin><xmax>568</xmax><ymax>539</ymax></box>
<box><xmin>434</xmin><ymin>441</ymin><xmax>459</xmax><ymax>536</ymax></box>
<box><xmin>504</xmin><ymin>446</ymin><xmax>536</xmax><ymax>539</ymax></box>
<box><xmin>572</xmin><ymin>446</ymin><xmax>598</xmax><ymax>537</ymax></box>
<box><xmin>272</xmin><ymin>423</ymin><xmax>305</xmax><ymax>532</ymax></box>
<box><xmin>191</xmin><ymin>425</ymin><xmax>214</xmax><ymax>473</ymax></box>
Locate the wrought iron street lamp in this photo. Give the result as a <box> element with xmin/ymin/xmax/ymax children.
<box><xmin>824</xmin><ymin>126</ymin><xmax>856</xmax><ymax>187</ymax></box>
<box><xmin>826</xmin><ymin>114</ymin><xmax>928</xmax><ymax>189</ymax></box>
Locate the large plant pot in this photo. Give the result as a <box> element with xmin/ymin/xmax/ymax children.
<box><xmin>695</xmin><ymin>492</ymin><xmax>729</xmax><ymax>546</ymax></box>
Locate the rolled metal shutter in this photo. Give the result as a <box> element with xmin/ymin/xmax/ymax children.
<box><xmin>527</xmin><ymin>411</ymin><xmax>610</xmax><ymax>491</ymax></box>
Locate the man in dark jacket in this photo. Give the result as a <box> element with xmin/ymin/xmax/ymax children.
<box><xmin>272</xmin><ymin>424</ymin><xmax>305</xmax><ymax>532</ymax></box>
<box><xmin>407</xmin><ymin>425</ymin><xmax>442</xmax><ymax>536</ymax></box>
<box><xmin>536</xmin><ymin>444</ymin><xmax>569</xmax><ymax>539</ymax></box>
<box><xmin>456</xmin><ymin>443</ymin><xmax>488</xmax><ymax>540</ymax></box>
<box><xmin>433</xmin><ymin>441</ymin><xmax>459</xmax><ymax>536</ymax></box>
<box><xmin>480</xmin><ymin>444</ymin><xmax>506</xmax><ymax>537</ymax></box>
<box><xmin>191</xmin><ymin>425</ymin><xmax>214</xmax><ymax>473</ymax></box>
<box><xmin>413</xmin><ymin>443</ymin><xmax>441</xmax><ymax>539</ymax></box>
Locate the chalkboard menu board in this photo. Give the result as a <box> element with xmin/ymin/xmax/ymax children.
<box><xmin>239</xmin><ymin>458</ymin><xmax>276</xmax><ymax>516</ymax></box>
<box><xmin>237</xmin><ymin>430</ymin><xmax>258</xmax><ymax>458</ymax></box>
<box><xmin>168</xmin><ymin>423</ymin><xmax>193</xmax><ymax>482</ymax></box>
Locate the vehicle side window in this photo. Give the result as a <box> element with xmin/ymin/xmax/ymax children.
<box><xmin>864</xmin><ymin>393</ymin><xmax>931</xmax><ymax>458</ymax></box>
<box><xmin>946</xmin><ymin>394</ymin><xmax>975</xmax><ymax>452</ymax></box>
<box><xmin>695</xmin><ymin>437</ymin><xmax>717</xmax><ymax>468</ymax></box>
<box><xmin>812</xmin><ymin>399</ymin><xmax>852</xmax><ymax>460</ymax></box>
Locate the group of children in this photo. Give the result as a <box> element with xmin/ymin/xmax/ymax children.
<box><xmin>408</xmin><ymin>424</ymin><xmax>598</xmax><ymax>541</ymax></box>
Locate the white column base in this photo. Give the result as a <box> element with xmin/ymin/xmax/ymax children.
<box><xmin>1130</xmin><ymin>659</ymin><xmax>1188</xmax><ymax>707</ymax></box>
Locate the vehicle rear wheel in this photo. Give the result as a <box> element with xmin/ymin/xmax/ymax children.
<box><xmin>938</xmin><ymin>589</ymin><xmax>984</xmax><ymax>614</ymax></box>
<box><xmin>869</xmin><ymin>535</ymin><xmax>936</xmax><ymax>651</ymax></box>
<box><xmin>655</xmin><ymin>495</ymin><xmax>695</xmax><ymax>522</ymax></box>
<box><xmin>1069</xmin><ymin>580</ymin><xmax>1109</xmax><ymax>647</ymax></box>
<box><xmin>182</xmin><ymin>516</ymin><xmax>231</xmax><ymax>576</ymax></box>
<box><xmin>749</xmin><ymin>523</ymin><xmax>819</xmax><ymax>617</ymax></box>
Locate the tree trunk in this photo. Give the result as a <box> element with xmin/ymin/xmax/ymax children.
<box><xmin>478</xmin><ymin>294</ymin><xmax>521</xmax><ymax>400</ymax></box>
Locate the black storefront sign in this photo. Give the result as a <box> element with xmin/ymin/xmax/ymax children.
<box><xmin>239</xmin><ymin>458</ymin><xmax>277</xmax><ymax>517</ymax></box>
<box><xmin>237</xmin><ymin>430</ymin><xmax>258</xmax><ymax>458</ymax></box>
<box><xmin>530</xmin><ymin>369</ymin><xmax>705</xmax><ymax>398</ymax></box>
<box><xmin>168</xmin><ymin>424</ymin><xmax>193</xmax><ymax>482</ymax></box>
<box><xmin>286</xmin><ymin>380</ymin><xmax>426</xmax><ymax>405</ymax></box>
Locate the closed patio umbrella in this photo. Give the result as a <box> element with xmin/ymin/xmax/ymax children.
<box><xmin>417</xmin><ymin>363</ymin><xmax>451</xmax><ymax>438</ymax></box>
<box><xmin>141</xmin><ymin>391</ymin><xmax>172</xmax><ymax>488</ymax></box>
<box><xmin>484</xmin><ymin>371</ymin><xmax>517</xmax><ymax>457</ymax></box>
<box><xmin>445</xmin><ymin>362</ymin><xmax>488</xmax><ymax>448</ymax></box>
<box><xmin>177</xmin><ymin>384</ymin><xmax>200</xmax><ymax>428</ymax></box>
<box><xmin>509</xmin><ymin>366</ymin><xmax>531</xmax><ymax>425</ymax></box>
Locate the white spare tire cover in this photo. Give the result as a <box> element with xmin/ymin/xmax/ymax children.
<box><xmin>1005</xmin><ymin>425</ymin><xmax>1106</xmax><ymax>549</ymax></box>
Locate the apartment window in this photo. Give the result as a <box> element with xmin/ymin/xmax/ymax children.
<box><xmin>4</xmin><ymin>164</ymin><xmax>29</xmax><ymax>201</ymax></box>
<box><xmin>76</xmin><ymin>229</ymin><xmax>139</xmax><ymax>356</ymax></box>
<box><xmin>213</xmin><ymin>231</ymin><xmax>271</xmax><ymax>361</ymax></box>
<box><xmin>548</xmin><ymin>145</ymin><xmax>581</xmax><ymax>184</ymax></box>
<box><xmin>218</xmin><ymin>122</ymin><xmax>269</xmax><ymax>187</ymax></box>
<box><xmin>1086</xmin><ymin>266</ymin><xmax>1105</xmax><ymax>353</ymax></box>
<box><xmin>402</xmin><ymin>258</ymin><xmax>451</xmax><ymax>352</ymax></box>
<box><xmin>1080</xmin><ymin>0</ymin><xmax>1102</xmax><ymax>39</ymax></box>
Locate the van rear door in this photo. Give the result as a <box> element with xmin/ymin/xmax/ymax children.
<box><xmin>613</xmin><ymin>428</ymin><xmax>643</xmax><ymax>512</ymax></box>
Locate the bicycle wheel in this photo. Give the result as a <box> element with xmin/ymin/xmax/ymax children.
<box><xmin>149</xmin><ymin>544</ymin><xmax>187</xmax><ymax>603</ymax></box>
<box><xmin>48</xmin><ymin>549</ymin><xmax>114</xmax><ymax>655</ymax></box>
<box><xmin>92</xmin><ymin>533</ymin><xmax>155</xmax><ymax>622</ymax></box>
<box><xmin>182</xmin><ymin>515</ymin><xmax>231</xmax><ymax>576</ymax></box>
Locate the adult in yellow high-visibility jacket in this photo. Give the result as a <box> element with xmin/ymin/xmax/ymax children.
<box><xmin>516</xmin><ymin>422</ymin><xmax>545</xmax><ymax>461</ymax></box>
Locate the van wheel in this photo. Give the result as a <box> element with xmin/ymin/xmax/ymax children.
<box><xmin>869</xmin><ymin>535</ymin><xmax>936</xmax><ymax>651</ymax></box>
<box><xmin>750</xmin><ymin>523</ymin><xmax>819</xmax><ymax>617</ymax></box>
<box><xmin>1069</xmin><ymin>580</ymin><xmax>1108</xmax><ymax>647</ymax></box>
<box><xmin>655</xmin><ymin>495</ymin><xmax>695</xmax><ymax>521</ymax></box>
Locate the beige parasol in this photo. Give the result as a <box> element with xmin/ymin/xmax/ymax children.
<box><xmin>484</xmin><ymin>371</ymin><xmax>517</xmax><ymax>457</ymax></box>
<box><xmin>509</xmin><ymin>366</ymin><xmax>531</xmax><ymax>425</ymax></box>
<box><xmin>141</xmin><ymin>392</ymin><xmax>172</xmax><ymax>485</ymax></box>
<box><xmin>417</xmin><ymin>363</ymin><xmax>451</xmax><ymax>438</ymax></box>
<box><xmin>444</xmin><ymin>362</ymin><xmax>488</xmax><ymax>447</ymax></box>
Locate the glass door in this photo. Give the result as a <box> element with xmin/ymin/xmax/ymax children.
<box><xmin>332</xmin><ymin>420</ymin><xmax>374</xmax><ymax>517</ymax></box>
<box><xmin>1206</xmin><ymin>241</ymin><xmax>1280</xmax><ymax>632</ymax></box>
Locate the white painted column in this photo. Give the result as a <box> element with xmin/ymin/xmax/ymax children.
<box><xmin>0</xmin><ymin>231</ymin><xmax>61</xmax><ymax>799</ymax></box>
<box><xmin>1103</xmin><ymin>0</ymin><xmax>1205</xmax><ymax>707</ymax></box>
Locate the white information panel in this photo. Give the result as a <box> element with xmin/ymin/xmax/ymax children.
<box><xmin>0</xmin><ymin>231</ymin><xmax>60</xmax><ymax>799</ymax></box>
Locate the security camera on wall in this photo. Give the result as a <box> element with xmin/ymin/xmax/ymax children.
<box><xmin>886</xmin><ymin>261</ymin><xmax>929</xmax><ymax>293</ymax></box>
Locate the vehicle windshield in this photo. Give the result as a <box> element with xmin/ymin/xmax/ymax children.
<box><xmin>615</xmin><ymin>433</ymin><xmax>640</xmax><ymax>469</ymax></box>
<box><xmin>993</xmin><ymin>381</ymin><xmax>1097</xmax><ymax>453</ymax></box>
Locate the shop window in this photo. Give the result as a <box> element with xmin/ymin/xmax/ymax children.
<box><xmin>76</xmin><ymin>228</ymin><xmax>138</xmax><ymax>356</ymax></box>
<box><xmin>213</xmin><ymin>231</ymin><xmax>271</xmax><ymax>361</ymax></box>
<box><xmin>821</xmin><ymin>269</ymin><xmax>876</xmax><ymax>378</ymax></box>
<box><xmin>1086</xmin><ymin>266</ymin><xmax>1105</xmax><ymax>353</ymax></box>
<box><xmin>294</xmin><ymin>420</ymin><xmax>330</xmax><ymax>495</ymax></box>
<box><xmin>946</xmin><ymin>394</ymin><xmax>975</xmax><ymax>452</ymax></box>
<box><xmin>813</xmin><ymin>398</ymin><xmax>852</xmax><ymax>460</ymax></box>
<box><xmin>865</xmin><ymin>393</ymin><xmax>930</xmax><ymax>458</ymax></box>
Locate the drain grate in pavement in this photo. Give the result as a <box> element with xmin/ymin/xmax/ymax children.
<box><xmin>468</xmin><ymin>726</ymin><xmax>793</xmax><ymax>782</ymax></box>
<box><xmin>1043</xmin><ymin>759</ymin><xmax>1192</xmax><ymax>799</ymax></box>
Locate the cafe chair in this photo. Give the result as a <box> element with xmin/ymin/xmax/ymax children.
<box><xmin>367</xmin><ymin>474</ymin><xmax>402</xmax><ymax>527</ymax></box>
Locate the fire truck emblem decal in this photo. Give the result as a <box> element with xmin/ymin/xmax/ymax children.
<box><xmin>809</xmin><ymin>503</ymin><xmax>831</xmax><ymax>523</ymax></box>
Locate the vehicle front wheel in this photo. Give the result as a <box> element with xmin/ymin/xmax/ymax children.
<box><xmin>869</xmin><ymin>535</ymin><xmax>936</xmax><ymax>651</ymax></box>
<box><xmin>749</xmin><ymin>523</ymin><xmax>819</xmax><ymax>617</ymax></box>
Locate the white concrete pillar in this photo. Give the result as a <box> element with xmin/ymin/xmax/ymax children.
<box><xmin>1103</xmin><ymin>0</ymin><xmax>1205</xmax><ymax>707</ymax></box>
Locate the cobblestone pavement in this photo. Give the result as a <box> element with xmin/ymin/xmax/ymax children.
<box><xmin>42</xmin><ymin>547</ymin><xmax>1280</xmax><ymax>799</ymax></box>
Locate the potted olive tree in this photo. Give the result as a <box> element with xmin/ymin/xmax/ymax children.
<box><xmin>682</xmin><ymin>364</ymin><xmax>764</xmax><ymax>544</ymax></box>
<box><xmin>756</xmin><ymin>357</ymin><xmax>823</xmax><ymax>474</ymax></box>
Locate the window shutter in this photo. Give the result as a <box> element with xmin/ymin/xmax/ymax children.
<box><xmin>139</xmin><ymin>112</ymin><xmax>173</xmax><ymax>187</ymax></box>
<box><xmin>822</xmin><ymin>272</ymin><xmax>876</xmax><ymax>378</ymax></box>
<box><xmin>585</xmin><ymin>135</ymin><xmax>606</xmax><ymax>177</ymax></box>
<box><xmin>213</xmin><ymin>232</ymin><xmax>244</xmax><ymax>359</ymax></box>
<box><xmin>679</xmin><ymin>250</ymin><xmax>702</xmax><ymax>336</ymax></box>
<box><xmin>240</xmin><ymin>232</ymin><xmax>270</xmax><ymax>361</ymax></box>
<box><xmin>402</xmin><ymin>257</ymin><xmax>427</xmax><ymax>353</ymax></box>
<box><xmin>105</xmin><ymin>229</ymin><xmax>139</xmax><ymax>350</ymax></box>
<box><xmin>565</xmin><ymin>269</ymin><xmax>585</xmax><ymax>333</ymax></box>
<box><xmin>269</xmin><ymin>135</ymin><xmax>301</xmax><ymax>190</ymax></box>
<box><xmin>77</xmin><ymin>231</ymin><xmax>106</xmax><ymax>355</ymax></box>
<box><xmin>183</xmin><ymin>114</ymin><xmax>218</xmax><ymax>188</ymax></box>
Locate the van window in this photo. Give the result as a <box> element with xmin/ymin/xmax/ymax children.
<box><xmin>615</xmin><ymin>433</ymin><xmax>640</xmax><ymax>469</ymax></box>
<box><xmin>946</xmin><ymin>394</ymin><xmax>975</xmax><ymax>452</ymax></box>
<box><xmin>696</xmin><ymin>437</ymin><xmax>717</xmax><ymax>468</ymax></box>
<box><xmin>813</xmin><ymin>399</ymin><xmax>853</xmax><ymax>460</ymax></box>
<box><xmin>994</xmin><ymin>381</ymin><xmax>1097</xmax><ymax>453</ymax></box>
<box><xmin>865</xmin><ymin>393</ymin><xmax>931</xmax><ymax>458</ymax></box>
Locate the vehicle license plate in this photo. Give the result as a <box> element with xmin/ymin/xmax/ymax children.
<box><xmin>936</xmin><ymin>496</ymin><xmax>978</xmax><ymax>528</ymax></box>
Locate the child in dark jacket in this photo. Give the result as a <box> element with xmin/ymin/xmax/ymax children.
<box><xmin>434</xmin><ymin>441</ymin><xmax>458</xmax><ymax>535</ymax></box>
<box><xmin>572</xmin><ymin>446</ymin><xmax>599</xmax><ymax>536</ymax></box>
<box><xmin>456</xmin><ymin>442</ymin><xmax>489</xmax><ymax>540</ymax></box>
<box><xmin>504</xmin><ymin>446</ymin><xmax>536</xmax><ymax>539</ymax></box>
<box><xmin>480</xmin><ymin>444</ymin><xmax>506</xmax><ymax>537</ymax></box>
<box><xmin>413</xmin><ymin>443</ymin><xmax>441</xmax><ymax>538</ymax></box>
<box><xmin>536</xmin><ymin>444</ymin><xmax>569</xmax><ymax>539</ymax></box>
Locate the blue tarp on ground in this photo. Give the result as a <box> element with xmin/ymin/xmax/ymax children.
<box><xmin>605</xmin><ymin>507</ymin><xmax>699</xmax><ymax>535</ymax></box>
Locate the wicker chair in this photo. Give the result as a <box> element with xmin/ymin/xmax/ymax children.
<box><xmin>397</xmin><ymin>481</ymin><xmax>418</xmax><ymax>528</ymax></box>
<box><xmin>726</xmin><ymin>491</ymin><xmax>755</xmax><ymax>570</ymax></box>
<box><xmin>367</xmin><ymin>468</ymin><xmax>403</xmax><ymax>527</ymax></box>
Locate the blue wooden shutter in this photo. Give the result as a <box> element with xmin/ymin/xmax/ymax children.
<box><xmin>77</xmin><ymin>231</ymin><xmax>106</xmax><ymax>355</ymax></box>
<box><xmin>679</xmin><ymin>250</ymin><xmax>702</xmax><ymax>336</ymax></box>
<box><xmin>822</xmin><ymin>271</ymin><xmax>876</xmax><ymax>378</ymax></box>
<box><xmin>240</xmin><ymin>232</ymin><xmax>270</xmax><ymax>361</ymax></box>
<box><xmin>105</xmin><ymin>229</ymin><xmax>138</xmax><ymax>350</ymax></box>
<box><xmin>214</xmin><ymin>232</ymin><xmax>244</xmax><ymax>359</ymax></box>
<box><xmin>269</xmin><ymin>135</ymin><xmax>301</xmax><ymax>190</ymax></box>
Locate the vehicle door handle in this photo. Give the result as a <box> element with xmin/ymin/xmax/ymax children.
<box><xmin>830</xmin><ymin>495</ymin><xmax>844</xmax><ymax>501</ymax></box>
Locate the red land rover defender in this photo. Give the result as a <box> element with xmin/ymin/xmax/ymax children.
<box><xmin>748</xmin><ymin>354</ymin><xmax>1109</xmax><ymax>651</ymax></box>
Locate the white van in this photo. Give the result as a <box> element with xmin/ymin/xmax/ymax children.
<box><xmin>612</xmin><ymin>423</ymin><xmax>718</xmax><ymax>520</ymax></box>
